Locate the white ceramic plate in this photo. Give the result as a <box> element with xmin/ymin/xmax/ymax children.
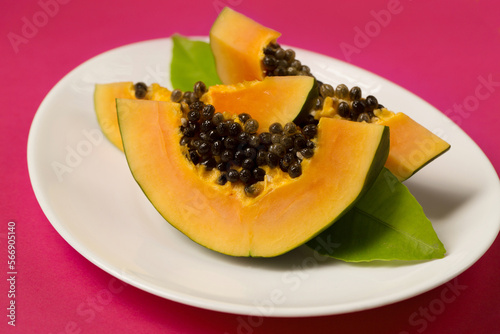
<box><xmin>27</xmin><ymin>38</ymin><xmax>500</xmax><ymax>317</ymax></box>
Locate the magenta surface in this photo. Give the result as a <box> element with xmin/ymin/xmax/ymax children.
<box><xmin>1</xmin><ymin>1</ymin><xmax>499</xmax><ymax>333</ymax></box>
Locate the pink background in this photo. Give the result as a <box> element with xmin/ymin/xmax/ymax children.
<box><xmin>2</xmin><ymin>0</ymin><xmax>500</xmax><ymax>333</ymax></box>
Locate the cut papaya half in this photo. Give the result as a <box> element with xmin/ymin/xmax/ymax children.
<box><xmin>116</xmin><ymin>98</ymin><xmax>389</xmax><ymax>257</ymax></box>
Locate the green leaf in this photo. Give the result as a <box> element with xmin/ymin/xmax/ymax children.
<box><xmin>307</xmin><ymin>168</ymin><xmax>446</xmax><ymax>262</ymax></box>
<box><xmin>170</xmin><ymin>34</ymin><xmax>222</xmax><ymax>91</ymax></box>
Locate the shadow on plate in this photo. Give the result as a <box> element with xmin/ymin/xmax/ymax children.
<box><xmin>205</xmin><ymin>243</ymin><xmax>433</xmax><ymax>272</ymax></box>
<box><xmin>405</xmin><ymin>179</ymin><xmax>476</xmax><ymax>221</ymax></box>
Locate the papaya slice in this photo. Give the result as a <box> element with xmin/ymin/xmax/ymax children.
<box><xmin>209</xmin><ymin>7</ymin><xmax>281</xmax><ymax>85</ymax></box>
<box><xmin>377</xmin><ymin>112</ymin><xmax>450</xmax><ymax>181</ymax></box>
<box><xmin>95</xmin><ymin>76</ymin><xmax>316</xmax><ymax>151</ymax></box>
<box><xmin>94</xmin><ymin>82</ymin><xmax>171</xmax><ymax>151</ymax></box>
<box><xmin>209</xmin><ymin>8</ymin><xmax>450</xmax><ymax>181</ymax></box>
<box><xmin>201</xmin><ymin>76</ymin><xmax>316</xmax><ymax>131</ymax></box>
<box><xmin>319</xmin><ymin>99</ymin><xmax>451</xmax><ymax>181</ymax></box>
<box><xmin>116</xmin><ymin>98</ymin><xmax>389</xmax><ymax>257</ymax></box>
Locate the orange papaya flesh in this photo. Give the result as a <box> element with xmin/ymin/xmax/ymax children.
<box><xmin>201</xmin><ymin>76</ymin><xmax>316</xmax><ymax>131</ymax></box>
<box><xmin>377</xmin><ymin>112</ymin><xmax>450</xmax><ymax>181</ymax></box>
<box><xmin>210</xmin><ymin>7</ymin><xmax>281</xmax><ymax>85</ymax></box>
<box><xmin>318</xmin><ymin>99</ymin><xmax>451</xmax><ymax>181</ymax></box>
<box><xmin>116</xmin><ymin>98</ymin><xmax>389</xmax><ymax>257</ymax></box>
<box><xmin>94</xmin><ymin>82</ymin><xmax>171</xmax><ymax>151</ymax></box>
